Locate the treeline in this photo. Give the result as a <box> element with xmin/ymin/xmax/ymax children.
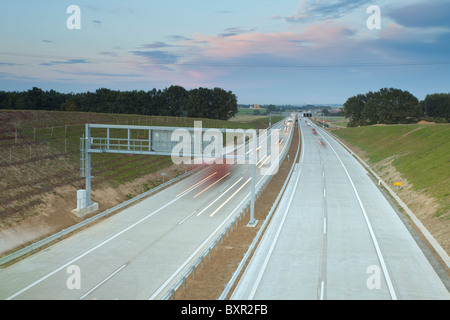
<box><xmin>342</xmin><ymin>88</ymin><xmax>449</xmax><ymax>127</ymax></box>
<box><xmin>0</xmin><ymin>86</ymin><xmax>238</xmax><ymax>121</ymax></box>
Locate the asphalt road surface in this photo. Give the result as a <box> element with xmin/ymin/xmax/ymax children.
<box><xmin>231</xmin><ymin>119</ymin><xmax>449</xmax><ymax>300</ymax></box>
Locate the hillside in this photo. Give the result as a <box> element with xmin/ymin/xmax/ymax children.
<box><xmin>0</xmin><ymin>110</ymin><xmax>279</xmax><ymax>256</ymax></box>
<box><xmin>332</xmin><ymin>123</ymin><xmax>449</xmax><ymax>254</ymax></box>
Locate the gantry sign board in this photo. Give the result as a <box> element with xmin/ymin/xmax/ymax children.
<box><xmin>86</xmin><ymin>123</ymin><xmax>261</xmax><ymax>160</ymax></box>
<box><xmin>74</xmin><ymin>122</ymin><xmax>282</xmax><ymax>226</ymax></box>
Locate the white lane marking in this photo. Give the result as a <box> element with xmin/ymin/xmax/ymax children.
<box><xmin>151</xmin><ymin>122</ymin><xmax>294</xmax><ymax>300</ymax></box>
<box><xmin>80</xmin><ymin>264</ymin><xmax>127</xmax><ymax>300</ymax></box>
<box><xmin>149</xmin><ymin>179</ymin><xmax>261</xmax><ymax>300</ymax></box>
<box><xmin>258</xmin><ymin>155</ymin><xmax>271</xmax><ymax>169</ymax></box>
<box><xmin>176</xmin><ymin>171</ymin><xmax>217</xmax><ymax>197</ymax></box>
<box><xmin>323</xmin><ymin>218</ymin><xmax>327</xmax><ymax>234</ymax></box>
<box><xmin>9</xmin><ymin>121</ymin><xmax>289</xmax><ymax>301</ymax></box>
<box><xmin>178</xmin><ymin>211</ymin><xmax>197</xmax><ymax>225</ymax></box>
<box><xmin>248</xmin><ymin>122</ymin><xmax>305</xmax><ymax>299</ymax></box>
<box><xmin>210</xmin><ymin>178</ymin><xmax>251</xmax><ymax>217</ymax></box>
<box><xmin>317</xmin><ymin>128</ymin><xmax>398</xmax><ymax>300</ymax></box>
<box><xmin>320</xmin><ymin>280</ymin><xmax>325</xmax><ymax>300</ymax></box>
<box><xmin>193</xmin><ymin>172</ymin><xmax>230</xmax><ymax>198</ymax></box>
<box><xmin>197</xmin><ymin>177</ymin><xmax>243</xmax><ymax>217</ymax></box>
<box><xmin>6</xmin><ymin>176</ymin><xmax>203</xmax><ymax>300</ymax></box>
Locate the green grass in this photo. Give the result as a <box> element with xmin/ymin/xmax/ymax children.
<box><xmin>334</xmin><ymin>124</ymin><xmax>450</xmax><ymax>218</ymax></box>
<box><xmin>236</xmin><ymin>108</ymin><xmax>264</xmax><ymax>115</ymax></box>
<box><xmin>0</xmin><ymin>110</ymin><xmax>280</xmax><ymax>220</ymax></box>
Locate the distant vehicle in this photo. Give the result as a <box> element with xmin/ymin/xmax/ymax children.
<box><xmin>312</xmin><ymin>128</ymin><xmax>317</xmax><ymax>134</ymax></box>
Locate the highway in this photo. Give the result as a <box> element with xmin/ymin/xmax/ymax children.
<box><xmin>0</xmin><ymin>120</ymin><xmax>292</xmax><ymax>300</ymax></box>
<box><xmin>231</xmin><ymin>118</ymin><xmax>449</xmax><ymax>300</ymax></box>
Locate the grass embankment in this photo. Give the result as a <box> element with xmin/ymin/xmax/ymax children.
<box><xmin>333</xmin><ymin>124</ymin><xmax>449</xmax><ymax>219</ymax></box>
<box><xmin>0</xmin><ymin>110</ymin><xmax>281</xmax><ymax>230</ymax></box>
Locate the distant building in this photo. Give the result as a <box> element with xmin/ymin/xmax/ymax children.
<box><xmin>250</xmin><ymin>104</ymin><xmax>260</xmax><ymax>109</ymax></box>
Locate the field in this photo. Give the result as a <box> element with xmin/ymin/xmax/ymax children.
<box><xmin>0</xmin><ymin>110</ymin><xmax>277</xmax><ymax>255</ymax></box>
<box><xmin>333</xmin><ymin>123</ymin><xmax>450</xmax><ymax>254</ymax></box>
<box><xmin>317</xmin><ymin>116</ymin><xmax>349</xmax><ymax>128</ymax></box>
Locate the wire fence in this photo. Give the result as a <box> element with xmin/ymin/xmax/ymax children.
<box><xmin>0</xmin><ymin>118</ymin><xmax>294</xmax><ymax>300</ymax></box>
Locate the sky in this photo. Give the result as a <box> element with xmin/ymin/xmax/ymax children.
<box><xmin>0</xmin><ymin>0</ymin><xmax>449</xmax><ymax>105</ymax></box>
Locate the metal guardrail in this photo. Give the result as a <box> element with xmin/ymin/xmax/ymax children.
<box><xmin>0</xmin><ymin>165</ymin><xmax>206</xmax><ymax>267</ymax></box>
<box><xmin>325</xmin><ymin>129</ymin><xmax>450</xmax><ymax>269</ymax></box>
<box><xmin>160</xmin><ymin>119</ymin><xmax>296</xmax><ymax>300</ymax></box>
<box><xmin>0</xmin><ymin>121</ymin><xmax>282</xmax><ymax>267</ymax></box>
<box><xmin>218</xmin><ymin>120</ymin><xmax>301</xmax><ymax>300</ymax></box>
<box><xmin>0</xmin><ymin>119</ymin><xmax>293</xmax><ymax>298</ymax></box>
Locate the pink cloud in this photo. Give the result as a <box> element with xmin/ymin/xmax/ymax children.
<box><xmin>379</xmin><ymin>22</ymin><xmax>405</xmax><ymax>39</ymax></box>
<box><xmin>187</xmin><ymin>21</ymin><xmax>355</xmax><ymax>61</ymax></box>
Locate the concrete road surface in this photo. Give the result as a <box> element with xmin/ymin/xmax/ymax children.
<box><xmin>231</xmin><ymin>119</ymin><xmax>449</xmax><ymax>300</ymax></box>
<box><xmin>0</xmin><ymin>120</ymin><xmax>291</xmax><ymax>300</ymax></box>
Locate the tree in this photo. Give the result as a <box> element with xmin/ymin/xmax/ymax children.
<box><xmin>212</xmin><ymin>87</ymin><xmax>238</xmax><ymax>120</ymax></box>
<box><xmin>0</xmin><ymin>86</ymin><xmax>240</xmax><ymax>120</ymax></box>
<box><xmin>0</xmin><ymin>91</ymin><xmax>7</xmax><ymax>109</ymax></box>
<box><xmin>186</xmin><ymin>87</ymin><xmax>212</xmax><ymax>119</ymax></box>
<box><xmin>373</xmin><ymin>88</ymin><xmax>420</xmax><ymax>124</ymax></box>
<box><xmin>422</xmin><ymin>93</ymin><xmax>450</xmax><ymax>121</ymax></box>
<box><xmin>162</xmin><ymin>85</ymin><xmax>188</xmax><ymax>116</ymax></box>
<box><xmin>24</xmin><ymin>87</ymin><xmax>47</xmax><ymax>110</ymax></box>
<box><xmin>342</xmin><ymin>94</ymin><xmax>366</xmax><ymax>126</ymax></box>
<box><xmin>343</xmin><ymin>88</ymin><xmax>421</xmax><ymax>126</ymax></box>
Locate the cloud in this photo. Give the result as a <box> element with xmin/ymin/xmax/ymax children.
<box><xmin>0</xmin><ymin>72</ymin><xmax>37</xmax><ymax>81</ymax></box>
<box><xmin>40</xmin><ymin>59</ymin><xmax>93</xmax><ymax>67</ymax></box>
<box><xmin>219</xmin><ymin>27</ymin><xmax>258</xmax><ymax>38</ymax></box>
<box><xmin>278</xmin><ymin>0</ymin><xmax>373</xmax><ymax>23</ymax></box>
<box><xmin>130</xmin><ymin>50</ymin><xmax>180</xmax><ymax>65</ymax></box>
<box><xmin>98</xmin><ymin>51</ymin><xmax>119</xmax><ymax>57</ymax></box>
<box><xmin>386</xmin><ymin>1</ymin><xmax>450</xmax><ymax>28</ymax></box>
<box><xmin>285</xmin><ymin>14</ymin><xmax>309</xmax><ymax>23</ymax></box>
<box><xmin>59</xmin><ymin>70</ymin><xmax>143</xmax><ymax>78</ymax></box>
<box><xmin>167</xmin><ymin>35</ymin><xmax>193</xmax><ymax>41</ymax></box>
<box><xmin>141</xmin><ymin>42</ymin><xmax>175</xmax><ymax>49</ymax></box>
<box><xmin>188</xmin><ymin>21</ymin><xmax>356</xmax><ymax>63</ymax></box>
<box><xmin>0</xmin><ymin>62</ymin><xmax>23</xmax><ymax>66</ymax></box>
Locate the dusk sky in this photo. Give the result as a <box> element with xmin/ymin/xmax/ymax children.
<box><xmin>1</xmin><ymin>0</ymin><xmax>449</xmax><ymax>105</ymax></box>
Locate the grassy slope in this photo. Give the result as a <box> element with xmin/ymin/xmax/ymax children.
<box><xmin>0</xmin><ymin>110</ymin><xmax>277</xmax><ymax>225</ymax></box>
<box><xmin>333</xmin><ymin>124</ymin><xmax>450</xmax><ymax>218</ymax></box>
